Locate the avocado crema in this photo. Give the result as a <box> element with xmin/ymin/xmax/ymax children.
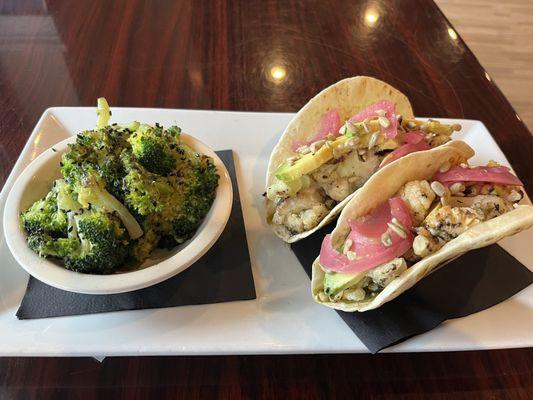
<box><xmin>267</xmin><ymin>117</ymin><xmax>460</xmax><ymax>236</ymax></box>
<box><xmin>320</xmin><ymin>165</ymin><xmax>524</xmax><ymax>303</ymax></box>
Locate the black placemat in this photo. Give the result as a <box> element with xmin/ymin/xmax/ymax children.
<box><xmin>292</xmin><ymin>223</ymin><xmax>533</xmax><ymax>353</ymax></box>
<box><xmin>17</xmin><ymin>150</ymin><xmax>256</xmax><ymax>319</ymax></box>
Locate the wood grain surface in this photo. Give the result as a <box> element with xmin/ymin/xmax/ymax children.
<box><xmin>436</xmin><ymin>0</ymin><xmax>533</xmax><ymax>130</ymax></box>
<box><xmin>0</xmin><ymin>0</ymin><xmax>532</xmax><ymax>398</ymax></box>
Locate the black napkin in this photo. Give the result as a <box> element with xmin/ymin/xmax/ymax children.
<box><xmin>292</xmin><ymin>223</ymin><xmax>533</xmax><ymax>353</ymax></box>
<box><xmin>16</xmin><ymin>150</ymin><xmax>256</xmax><ymax>319</ymax></box>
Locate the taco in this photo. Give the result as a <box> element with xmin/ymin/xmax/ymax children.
<box><xmin>311</xmin><ymin>140</ymin><xmax>533</xmax><ymax>312</ymax></box>
<box><xmin>265</xmin><ymin>76</ymin><xmax>461</xmax><ymax>243</ymax></box>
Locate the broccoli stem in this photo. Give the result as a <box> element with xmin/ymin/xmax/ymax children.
<box><xmin>77</xmin><ymin>176</ymin><xmax>143</xmax><ymax>239</ymax></box>
<box><xmin>96</xmin><ymin>97</ymin><xmax>111</xmax><ymax>129</ymax></box>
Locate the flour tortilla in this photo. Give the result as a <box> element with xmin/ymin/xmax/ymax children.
<box><xmin>311</xmin><ymin>141</ymin><xmax>533</xmax><ymax>311</ymax></box>
<box><xmin>266</xmin><ymin>76</ymin><xmax>414</xmax><ymax>243</ymax></box>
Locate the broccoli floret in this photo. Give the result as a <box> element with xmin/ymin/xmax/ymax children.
<box><xmin>132</xmin><ymin>229</ymin><xmax>160</xmax><ymax>263</ymax></box>
<box><xmin>128</xmin><ymin>124</ymin><xmax>177</xmax><ymax>176</ymax></box>
<box><xmin>76</xmin><ymin>172</ymin><xmax>144</xmax><ymax>240</ymax></box>
<box><xmin>21</xmin><ymin>181</ymin><xmax>71</xmax><ymax>237</ymax></box>
<box><xmin>28</xmin><ymin>234</ymin><xmax>80</xmax><ymax>258</ymax></box>
<box><xmin>61</xmin><ymin>125</ymin><xmax>134</xmax><ymax>201</ymax></box>
<box><xmin>28</xmin><ymin>210</ymin><xmax>131</xmax><ymax>274</ymax></box>
<box><xmin>171</xmin><ymin>154</ymin><xmax>219</xmax><ymax>242</ymax></box>
<box><xmin>122</xmin><ymin>140</ymin><xmax>218</xmax><ymax>244</ymax></box>
<box><xmin>121</xmin><ymin>152</ymin><xmax>174</xmax><ymax>216</ymax></box>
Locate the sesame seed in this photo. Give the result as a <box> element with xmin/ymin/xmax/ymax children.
<box><xmin>450</xmin><ymin>182</ymin><xmax>465</xmax><ymax>194</ymax></box>
<box><xmin>297</xmin><ymin>145</ymin><xmax>311</xmax><ymax>155</ymax></box>
<box><xmin>431</xmin><ymin>181</ymin><xmax>450</xmax><ymax>197</ymax></box>
<box><xmin>387</xmin><ymin>221</ymin><xmax>407</xmax><ymax>239</ymax></box>
<box><xmin>368</xmin><ymin>132</ymin><xmax>380</xmax><ymax>149</ymax></box>
<box><xmin>391</xmin><ymin>217</ymin><xmax>405</xmax><ymax>231</ymax></box>
<box><xmin>406</xmin><ymin>121</ymin><xmax>416</xmax><ymax>129</ymax></box>
<box><xmin>381</xmin><ymin>232</ymin><xmax>392</xmax><ymax>247</ymax></box>
<box><xmin>378</xmin><ymin>116</ymin><xmax>390</xmax><ymax>128</ymax></box>
<box><xmin>310</xmin><ymin>140</ymin><xmax>325</xmax><ymax>153</ymax></box>
<box><xmin>345</xmin><ymin>121</ymin><xmax>357</xmax><ymax>134</ymax></box>
<box><xmin>362</xmin><ymin>118</ymin><xmax>370</xmax><ymax>133</ymax></box>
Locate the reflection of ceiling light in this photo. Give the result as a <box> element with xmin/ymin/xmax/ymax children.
<box><xmin>516</xmin><ymin>113</ymin><xmax>522</xmax><ymax>122</ymax></box>
<box><xmin>364</xmin><ymin>8</ymin><xmax>379</xmax><ymax>27</ymax></box>
<box><xmin>270</xmin><ymin>66</ymin><xmax>286</xmax><ymax>82</ymax></box>
<box><xmin>447</xmin><ymin>28</ymin><xmax>458</xmax><ymax>40</ymax></box>
<box><xmin>484</xmin><ymin>71</ymin><xmax>492</xmax><ymax>82</ymax></box>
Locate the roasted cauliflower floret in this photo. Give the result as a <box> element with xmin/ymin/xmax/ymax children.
<box><xmin>412</xmin><ymin>228</ymin><xmax>444</xmax><ymax>257</ymax></box>
<box><xmin>366</xmin><ymin>258</ymin><xmax>407</xmax><ymax>287</ymax></box>
<box><xmin>398</xmin><ymin>180</ymin><xmax>436</xmax><ymax>224</ymax></box>
<box><xmin>311</xmin><ymin>151</ymin><xmax>379</xmax><ymax>201</ymax></box>
<box><xmin>423</xmin><ymin>205</ymin><xmax>484</xmax><ymax>241</ymax></box>
<box><xmin>272</xmin><ymin>185</ymin><xmax>333</xmax><ymax>234</ymax></box>
<box><xmin>470</xmin><ymin>195</ymin><xmax>514</xmax><ymax>220</ymax></box>
<box><xmin>448</xmin><ymin>194</ymin><xmax>514</xmax><ymax>220</ymax></box>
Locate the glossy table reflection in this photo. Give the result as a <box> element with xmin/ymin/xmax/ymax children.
<box><xmin>0</xmin><ymin>0</ymin><xmax>532</xmax><ymax>398</ymax></box>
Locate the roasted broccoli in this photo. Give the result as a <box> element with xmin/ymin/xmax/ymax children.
<box><xmin>22</xmin><ymin>98</ymin><xmax>219</xmax><ymax>274</ymax></box>
<box><xmin>128</xmin><ymin>123</ymin><xmax>178</xmax><ymax>176</ymax></box>
<box><xmin>171</xmin><ymin>152</ymin><xmax>219</xmax><ymax>242</ymax></box>
<box><xmin>21</xmin><ymin>191</ymin><xmax>67</xmax><ymax>238</ymax></box>
<box><xmin>28</xmin><ymin>210</ymin><xmax>131</xmax><ymax>274</ymax></box>
<box><xmin>75</xmin><ymin>172</ymin><xmax>143</xmax><ymax>240</ymax></box>
<box><xmin>20</xmin><ymin>179</ymin><xmax>78</xmax><ymax>237</ymax></box>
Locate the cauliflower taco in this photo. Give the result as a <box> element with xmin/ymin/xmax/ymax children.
<box><xmin>311</xmin><ymin>141</ymin><xmax>533</xmax><ymax>311</ymax></box>
<box><xmin>265</xmin><ymin>76</ymin><xmax>461</xmax><ymax>243</ymax></box>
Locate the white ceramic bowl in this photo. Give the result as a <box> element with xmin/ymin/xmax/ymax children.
<box><xmin>3</xmin><ymin>134</ymin><xmax>233</xmax><ymax>294</ymax></box>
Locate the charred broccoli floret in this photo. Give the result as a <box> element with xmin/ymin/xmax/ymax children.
<box><xmin>121</xmin><ymin>151</ymin><xmax>173</xmax><ymax>216</ymax></box>
<box><xmin>128</xmin><ymin>124</ymin><xmax>180</xmax><ymax>176</ymax></box>
<box><xmin>20</xmin><ymin>179</ymin><xmax>78</xmax><ymax>237</ymax></box>
<box><xmin>75</xmin><ymin>172</ymin><xmax>143</xmax><ymax>240</ymax></box>
<box><xmin>28</xmin><ymin>210</ymin><xmax>131</xmax><ymax>274</ymax></box>
<box><xmin>121</xmin><ymin>143</ymin><xmax>219</xmax><ymax>245</ymax></box>
<box><xmin>171</xmin><ymin>153</ymin><xmax>219</xmax><ymax>242</ymax></box>
<box><xmin>61</xmin><ymin>124</ymin><xmax>134</xmax><ymax>201</ymax></box>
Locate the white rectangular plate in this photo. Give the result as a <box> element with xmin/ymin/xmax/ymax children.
<box><xmin>0</xmin><ymin>108</ymin><xmax>531</xmax><ymax>356</ymax></box>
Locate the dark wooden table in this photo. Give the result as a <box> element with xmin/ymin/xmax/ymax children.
<box><xmin>1</xmin><ymin>0</ymin><xmax>532</xmax><ymax>398</ymax></box>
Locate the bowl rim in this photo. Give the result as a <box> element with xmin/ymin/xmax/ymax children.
<box><xmin>3</xmin><ymin>134</ymin><xmax>233</xmax><ymax>294</ymax></box>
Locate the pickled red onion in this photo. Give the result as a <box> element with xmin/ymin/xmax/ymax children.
<box><xmin>403</xmin><ymin>130</ymin><xmax>425</xmax><ymax>144</ymax></box>
<box><xmin>319</xmin><ymin>197</ymin><xmax>413</xmax><ymax>273</ymax></box>
<box><xmin>349</xmin><ymin>100</ymin><xmax>398</xmax><ymax>138</ymax></box>
<box><xmin>291</xmin><ymin>109</ymin><xmax>341</xmax><ymax>151</ymax></box>
<box><xmin>379</xmin><ymin>141</ymin><xmax>431</xmax><ymax>168</ymax></box>
<box><xmin>434</xmin><ymin>166</ymin><xmax>523</xmax><ymax>186</ymax></box>
<box><xmin>348</xmin><ymin>201</ymin><xmax>391</xmax><ymax>239</ymax></box>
